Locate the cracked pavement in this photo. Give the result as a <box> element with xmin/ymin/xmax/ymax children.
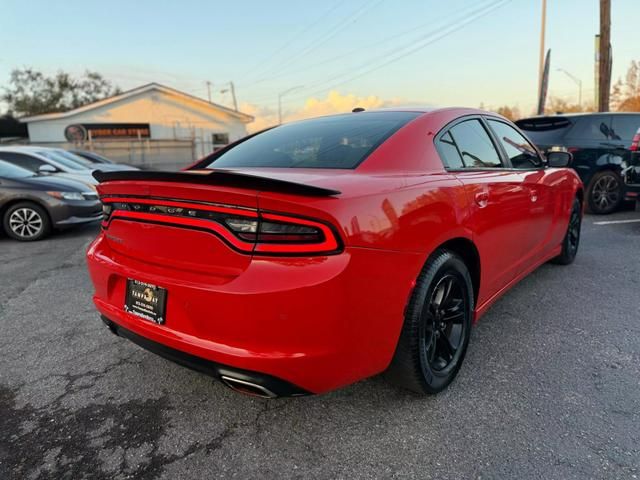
<box><xmin>1</xmin><ymin>211</ymin><xmax>639</xmax><ymax>479</ymax></box>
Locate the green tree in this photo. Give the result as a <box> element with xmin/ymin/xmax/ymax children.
<box><xmin>1</xmin><ymin>68</ymin><xmax>121</xmax><ymax>117</ymax></box>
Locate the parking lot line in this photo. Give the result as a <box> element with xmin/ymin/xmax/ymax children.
<box><xmin>592</xmin><ymin>218</ymin><xmax>640</xmax><ymax>225</ymax></box>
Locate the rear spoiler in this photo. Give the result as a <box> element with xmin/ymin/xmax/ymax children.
<box><xmin>92</xmin><ymin>169</ymin><xmax>341</xmax><ymax>197</ymax></box>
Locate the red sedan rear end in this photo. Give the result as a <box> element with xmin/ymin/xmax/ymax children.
<box><xmin>87</xmin><ymin>108</ymin><xmax>583</xmax><ymax>397</ymax></box>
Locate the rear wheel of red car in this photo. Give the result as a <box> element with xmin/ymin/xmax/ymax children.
<box><xmin>3</xmin><ymin>202</ymin><xmax>51</xmax><ymax>242</ymax></box>
<box><xmin>385</xmin><ymin>249</ymin><xmax>473</xmax><ymax>394</ymax></box>
<box><xmin>552</xmin><ymin>197</ymin><xmax>582</xmax><ymax>265</ymax></box>
<box><xmin>587</xmin><ymin>171</ymin><xmax>623</xmax><ymax>214</ymax></box>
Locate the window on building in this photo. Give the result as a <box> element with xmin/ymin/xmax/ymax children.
<box><xmin>212</xmin><ymin>133</ymin><xmax>230</xmax><ymax>146</ymax></box>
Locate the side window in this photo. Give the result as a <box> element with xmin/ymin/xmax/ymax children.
<box><xmin>567</xmin><ymin>116</ymin><xmax>611</xmax><ymax>141</ymax></box>
<box><xmin>0</xmin><ymin>152</ymin><xmax>45</xmax><ymax>172</ymax></box>
<box><xmin>487</xmin><ymin>119</ymin><xmax>542</xmax><ymax>169</ymax></box>
<box><xmin>447</xmin><ymin>119</ymin><xmax>502</xmax><ymax>168</ymax></box>
<box><xmin>610</xmin><ymin>115</ymin><xmax>640</xmax><ymax>142</ymax></box>
<box><xmin>437</xmin><ymin>131</ymin><xmax>464</xmax><ymax>169</ymax></box>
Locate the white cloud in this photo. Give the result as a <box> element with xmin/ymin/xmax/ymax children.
<box><xmin>241</xmin><ymin>90</ymin><xmax>416</xmax><ymax>133</ymax></box>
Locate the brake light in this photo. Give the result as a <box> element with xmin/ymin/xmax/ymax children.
<box><xmin>100</xmin><ymin>197</ymin><xmax>342</xmax><ymax>255</ymax></box>
<box><xmin>631</xmin><ymin>129</ymin><xmax>640</xmax><ymax>151</ymax></box>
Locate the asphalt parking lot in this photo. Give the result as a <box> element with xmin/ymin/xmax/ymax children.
<box><xmin>1</xmin><ymin>211</ymin><xmax>639</xmax><ymax>480</ymax></box>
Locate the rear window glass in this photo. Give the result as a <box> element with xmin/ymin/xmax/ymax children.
<box><xmin>201</xmin><ymin>112</ymin><xmax>420</xmax><ymax>169</ymax></box>
<box><xmin>566</xmin><ymin>116</ymin><xmax>611</xmax><ymax>141</ymax></box>
<box><xmin>516</xmin><ymin>117</ymin><xmax>573</xmax><ymax>146</ymax></box>
<box><xmin>610</xmin><ymin>115</ymin><xmax>640</xmax><ymax>142</ymax></box>
<box><xmin>447</xmin><ymin>119</ymin><xmax>502</xmax><ymax>168</ymax></box>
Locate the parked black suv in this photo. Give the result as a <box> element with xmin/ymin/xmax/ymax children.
<box><xmin>623</xmin><ymin>127</ymin><xmax>640</xmax><ymax>210</ymax></box>
<box><xmin>516</xmin><ymin>113</ymin><xmax>640</xmax><ymax>214</ymax></box>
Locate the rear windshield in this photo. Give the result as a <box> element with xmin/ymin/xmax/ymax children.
<box><xmin>201</xmin><ymin>112</ymin><xmax>420</xmax><ymax>169</ymax></box>
<box><xmin>515</xmin><ymin>117</ymin><xmax>573</xmax><ymax>146</ymax></box>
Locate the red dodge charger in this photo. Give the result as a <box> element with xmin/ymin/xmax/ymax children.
<box><xmin>87</xmin><ymin>108</ymin><xmax>583</xmax><ymax>397</ymax></box>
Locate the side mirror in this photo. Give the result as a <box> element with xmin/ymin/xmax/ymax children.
<box><xmin>38</xmin><ymin>164</ymin><xmax>58</xmax><ymax>174</ymax></box>
<box><xmin>546</xmin><ymin>151</ymin><xmax>573</xmax><ymax>168</ymax></box>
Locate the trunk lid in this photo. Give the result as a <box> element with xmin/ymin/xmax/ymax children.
<box><xmin>95</xmin><ymin>169</ymin><xmax>346</xmax><ymax>276</ymax></box>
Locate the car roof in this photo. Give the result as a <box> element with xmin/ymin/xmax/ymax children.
<box><xmin>0</xmin><ymin>146</ymin><xmax>63</xmax><ymax>153</ymax></box>
<box><xmin>519</xmin><ymin>112</ymin><xmax>640</xmax><ymax>121</ymax></box>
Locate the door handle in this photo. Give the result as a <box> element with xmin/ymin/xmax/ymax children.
<box><xmin>474</xmin><ymin>191</ymin><xmax>489</xmax><ymax>208</ymax></box>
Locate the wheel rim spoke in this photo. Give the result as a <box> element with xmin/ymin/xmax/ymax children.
<box><xmin>423</xmin><ymin>274</ymin><xmax>468</xmax><ymax>373</ymax></box>
<box><xmin>9</xmin><ymin>208</ymin><xmax>42</xmax><ymax>237</ymax></box>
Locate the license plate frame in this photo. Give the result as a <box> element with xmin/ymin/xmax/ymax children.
<box><xmin>124</xmin><ymin>279</ymin><xmax>167</xmax><ymax>325</ymax></box>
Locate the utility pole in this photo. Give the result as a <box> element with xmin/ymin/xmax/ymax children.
<box><xmin>538</xmin><ymin>0</ymin><xmax>547</xmax><ymax>95</ymax></box>
<box><xmin>220</xmin><ymin>82</ymin><xmax>238</xmax><ymax>111</ymax></box>
<box><xmin>229</xmin><ymin>81</ymin><xmax>238</xmax><ymax>111</ymax></box>
<box><xmin>278</xmin><ymin>86</ymin><xmax>304</xmax><ymax>125</ymax></box>
<box><xmin>205</xmin><ymin>81</ymin><xmax>212</xmax><ymax>103</ymax></box>
<box><xmin>598</xmin><ymin>0</ymin><xmax>611</xmax><ymax>112</ymax></box>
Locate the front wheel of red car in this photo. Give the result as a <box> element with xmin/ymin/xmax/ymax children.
<box><xmin>385</xmin><ymin>250</ymin><xmax>473</xmax><ymax>394</ymax></box>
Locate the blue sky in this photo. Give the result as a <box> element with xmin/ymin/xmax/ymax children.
<box><xmin>0</xmin><ymin>0</ymin><xmax>636</xmax><ymax>119</ymax></box>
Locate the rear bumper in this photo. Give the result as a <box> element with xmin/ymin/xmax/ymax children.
<box><xmin>623</xmin><ymin>184</ymin><xmax>640</xmax><ymax>202</ymax></box>
<box><xmin>100</xmin><ymin>315</ymin><xmax>310</xmax><ymax>397</ymax></box>
<box><xmin>86</xmin><ymin>233</ymin><xmax>424</xmax><ymax>394</ymax></box>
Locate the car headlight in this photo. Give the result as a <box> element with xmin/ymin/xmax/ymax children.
<box><xmin>46</xmin><ymin>191</ymin><xmax>85</xmax><ymax>201</ymax></box>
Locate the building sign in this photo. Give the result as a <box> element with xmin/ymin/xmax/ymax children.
<box><xmin>64</xmin><ymin>123</ymin><xmax>151</xmax><ymax>142</ymax></box>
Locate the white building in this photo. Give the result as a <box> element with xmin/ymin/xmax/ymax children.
<box><xmin>21</xmin><ymin>83</ymin><xmax>254</xmax><ymax>169</ymax></box>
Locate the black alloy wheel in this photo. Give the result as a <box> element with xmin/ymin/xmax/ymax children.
<box><xmin>386</xmin><ymin>249</ymin><xmax>473</xmax><ymax>394</ymax></box>
<box><xmin>552</xmin><ymin>197</ymin><xmax>582</xmax><ymax>265</ymax></box>
<box><xmin>424</xmin><ymin>274</ymin><xmax>467</xmax><ymax>373</ymax></box>
<box><xmin>587</xmin><ymin>171</ymin><xmax>622</xmax><ymax>214</ymax></box>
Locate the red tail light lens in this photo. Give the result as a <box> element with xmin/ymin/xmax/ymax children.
<box><xmin>100</xmin><ymin>197</ymin><xmax>342</xmax><ymax>255</ymax></box>
<box><xmin>631</xmin><ymin>130</ymin><xmax>640</xmax><ymax>151</ymax></box>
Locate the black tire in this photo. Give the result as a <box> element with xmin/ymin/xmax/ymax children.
<box><xmin>2</xmin><ymin>202</ymin><xmax>51</xmax><ymax>241</ymax></box>
<box><xmin>385</xmin><ymin>249</ymin><xmax>473</xmax><ymax>394</ymax></box>
<box><xmin>586</xmin><ymin>170</ymin><xmax>623</xmax><ymax>214</ymax></box>
<box><xmin>552</xmin><ymin>197</ymin><xmax>582</xmax><ymax>265</ymax></box>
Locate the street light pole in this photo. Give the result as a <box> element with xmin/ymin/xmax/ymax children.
<box><xmin>278</xmin><ymin>86</ymin><xmax>304</xmax><ymax>125</ymax></box>
<box><xmin>557</xmin><ymin>68</ymin><xmax>583</xmax><ymax>107</ymax></box>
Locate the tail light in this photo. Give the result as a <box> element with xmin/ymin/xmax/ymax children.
<box><xmin>631</xmin><ymin>129</ymin><xmax>640</xmax><ymax>151</ymax></box>
<box><xmin>100</xmin><ymin>197</ymin><xmax>341</xmax><ymax>255</ymax></box>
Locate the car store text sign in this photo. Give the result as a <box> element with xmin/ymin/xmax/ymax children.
<box><xmin>65</xmin><ymin>123</ymin><xmax>151</xmax><ymax>142</ymax></box>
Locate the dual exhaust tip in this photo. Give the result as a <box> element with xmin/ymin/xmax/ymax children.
<box><xmin>220</xmin><ymin>375</ymin><xmax>278</xmax><ymax>399</ymax></box>
<box><xmin>102</xmin><ymin>316</ymin><xmax>281</xmax><ymax>399</ymax></box>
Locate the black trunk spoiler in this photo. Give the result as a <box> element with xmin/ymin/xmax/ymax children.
<box><xmin>93</xmin><ymin>169</ymin><xmax>341</xmax><ymax>197</ymax></box>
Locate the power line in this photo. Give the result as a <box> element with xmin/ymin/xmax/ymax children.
<box><xmin>238</xmin><ymin>0</ymin><xmax>346</xmax><ymax>82</ymax></box>
<box><xmin>285</xmin><ymin>0</ymin><xmax>512</xmax><ymax>103</ymax></box>
<box><xmin>240</xmin><ymin>0</ymin><xmax>496</xmax><ymax>105</ymax></box>
<box><xmin>241</xmin><ymin>0</ymin><xmax>490</xmax><ymax>88</ymax></box>
<box><xmin>241</xmin><ymin>0</ymin><xmax>383</xmax><ymax>87</ymax></box>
